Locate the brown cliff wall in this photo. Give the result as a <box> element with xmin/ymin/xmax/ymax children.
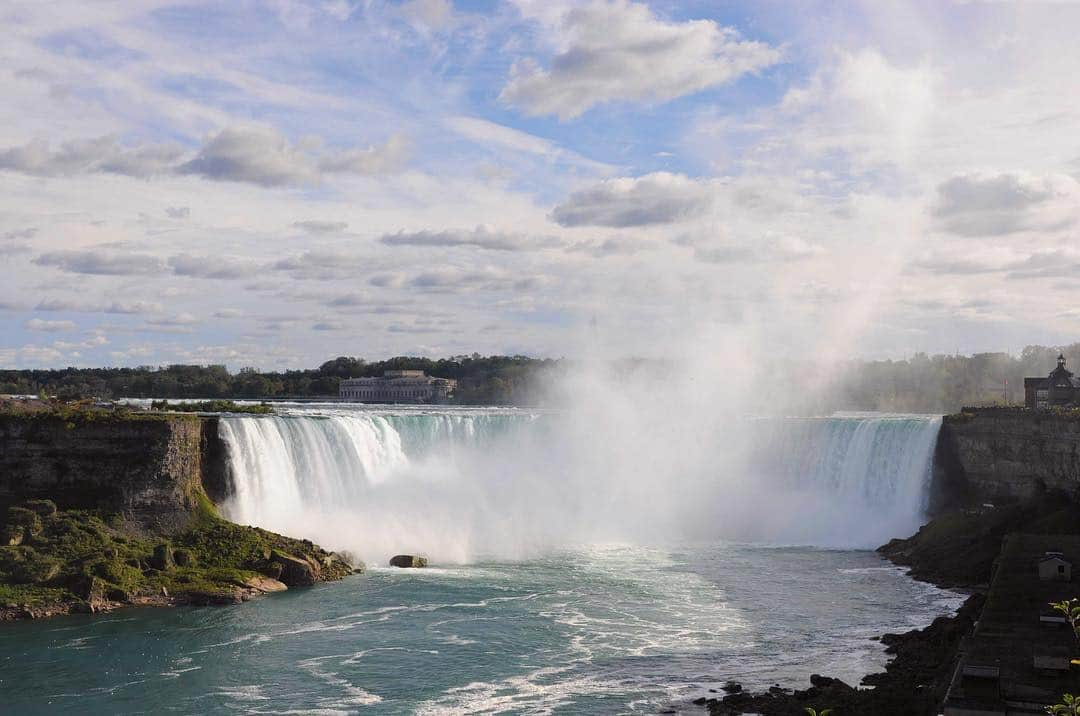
<box><xmin>933</xmin><ymin>409</ymin><xmax>1080</xmax><ymax>508</ymax></box>
<box><xmin>0</xmin><ymin>413</ymin><xmax>208</xmax><ymax>530</ymax></box>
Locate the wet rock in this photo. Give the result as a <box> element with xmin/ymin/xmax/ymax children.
<box><xmin>259</xmin><ymin>561</ymin><xmax>284</xmax><ymax>580</ymax></box>
<box><xmin>809</xmin><ymin>674</ymin><xmax>849</xmax><ymax>690</ymax></box>
<box><xmin>332</xmin><ymin>551</ymin><xmax>366</xmax><ymax>573</ymax></box>
<box><xmin>270</xmin><ymin>550</ymin><xmax>319</xmax><ymax>586</ymax></box>
<box><xmin>187</xmin><ymin>589</ymin><xmax>244</xmax><ymax>606</ymax></box>
<box><xmin>720</xmin><ymin>681</ymin><xmax>742</xmax><ymax>693</ymax></box>
<box><xmin>389</xmin><ymin>554</ymin><xmax>428</xmax><ymax>568</ymax></box>
<box><xmin>243</xmin><ymin>574</ymin><xmax>288</xmax><ymax>593</ymax></box>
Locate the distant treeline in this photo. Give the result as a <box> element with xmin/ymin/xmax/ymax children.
<box><xmin>2</xmin><ymin>345</ymin><xmax>1077</xmax><ymax>411</ymax></box>
<box><xmin>828</xmin><ymin>344</ymin><xmax>1080</xmax><ymax>413</ymax></box>
<box><xmin>0</xmin><ymin>355</ymin><xmax>561</xmax><ymax>406</ymax></box>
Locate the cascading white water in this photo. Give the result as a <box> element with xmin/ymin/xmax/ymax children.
<box><xmin>217</xmin><ymin>406</ymin><xmax>942</xmax><ymax>563</ymax></box>
<box><xmin>739</xmin><ymin>414</ymin><xmax>942</xmax><ymax>547</ymax></box>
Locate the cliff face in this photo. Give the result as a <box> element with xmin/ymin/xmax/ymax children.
<box><xmin>0</xmin><ymin>414</ymin><xmax>204</xmax><ymax>529</ymax></box>
<box><xmin>934</xmin><ymin>409</ymin><xmax>1080</xmax><ymax>507</ymax></box>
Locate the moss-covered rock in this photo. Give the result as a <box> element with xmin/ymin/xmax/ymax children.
<box><xmin>5</xmin><ymin>507</ymin><xmax>42</xmax><ymax>536</ymax></box>
<box><xmin>23</xmin><ymin>499</ymin><xmax>58</xmax><ymax>517</ymax></box>
<box><xmin>0</xmin><ymin>495</ymin><xmax>356</xmax><ymax>620</ymax></box>
<box><xmin>149</xmin><ymin>543</ymin><xmax>174</xmax><ymax>571</ymax></box>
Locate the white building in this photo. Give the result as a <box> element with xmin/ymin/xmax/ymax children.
<box><xmin>339</xmin><ymin>370</ymin><xmax>456</xmax><ymax>404</ymax></box>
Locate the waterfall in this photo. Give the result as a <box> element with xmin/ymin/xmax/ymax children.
<box><xmin>217</xmin><ymin>409</ymin><xmax>942</xmax><ymax>562</ymax></box>
<box><xmin>740</xmin><ymin>414</ymin><xmax>942</xmax><ymax>547</ymax></box>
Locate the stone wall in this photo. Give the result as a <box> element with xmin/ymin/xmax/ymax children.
<box><xmin>933</xmin><ymin>409</ymin><xmax>1080</xmax><ymax>508</ymax></box>
<box><xmin>0</xmin><ymin>413</ymin><xmax>205</xmax><ymax>530</ymax></box>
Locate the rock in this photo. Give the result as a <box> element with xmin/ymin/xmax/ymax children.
<box><xmin>243</xmin><ymin>575</ymin><xmax>288</xmax><ymax>593</ymax></box>
<box><xmin>69</xmin><ymin>575</ymin><xmax>106</xmax><ymax>601</ymax></box>
<box><xmin>106</xmin><ymin>588</ymin><xmax>132</xmax><ymax>603</ymax></box>
<box><xmin>259</xmin><ymin>561</ymin><xmax>284</xmax><ymax>580</ymax></box>
<box><xmin>3</xmin><ymin>525</ymin><xmax>24</xmax><ymax>546</ymax></box>
<box><xmin>187</xmin><ymin>589</ymin><xmax>244</xmax><ymax>606</ymax></box>
<box><xmin>720</xmin><ymin>681</ymin><xmax>742</xmax><ymax>693</ymax></box>
<box><xmin>332</xmin><ymin>551</ymin><xmax>366</xmax><ymax>573</ymax></box>
<box><xmin>389</xmin><ymin>554</ymin><xmax>428</xmax><ymax>568</ymax></box>
<box><xmin>22</xmin><ymin>499</ymin><xmax>57</xmax><ymax>517</ymax></box>
<box><xmin>270</xmin><ymin>550</ymin><xmax>319</xmax><ymax>586</ymax></box>
<box><xmin>5</xmin><ymin>507</ymin><xmax>42</xmax><ymax>536</ymax></box>
<box><xmin>809</xmin><ymin>674</ymin><xmax>850</xmax><ymax>690</ymax></box>
<box><xmin>149</xmin><ymin>543</ymin><xmax>174</xmax><ymax>571</ymax></box>
<box><xmin>173</xmin><ymin>549</ymin><xmax>194</xmax><ymax>567</ymax></box>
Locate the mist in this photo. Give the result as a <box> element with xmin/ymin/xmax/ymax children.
<box><xmin>218</xmin><ymin>330</ymin><xmax>941</xmax><ymax>564</ymax></box>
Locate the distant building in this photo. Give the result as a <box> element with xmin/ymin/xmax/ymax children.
<box><xmin>339</xmin><ymin>370</ymin><xmax>456</xmax><ymax>404</ymax></box>
<box><xmin>1037</xmin><ymin>552</ymin><xmax>1071</xmax><ymax>582</ymax></box>
<box><xmin>1024</xmin><ymin>354</ymin><xmax>1080</xmax><ymax>409</ymax></box>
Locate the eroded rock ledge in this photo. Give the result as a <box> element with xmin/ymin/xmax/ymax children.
<box><xmin>0</xmin><ymin>401</ymin><xmax>358</xmax><ymax>620</ymax></box>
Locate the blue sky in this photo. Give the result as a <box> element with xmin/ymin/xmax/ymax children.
<box><xmin>3</xmin><ymin>0</ymin><xmax>1080</xmax><ymax>369</ymax></box>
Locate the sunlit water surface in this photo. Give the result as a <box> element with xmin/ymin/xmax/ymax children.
<box><xmin>0</xmin><ymin>543</ymin><xmax>961</xmax><ymax>715</ymax></box>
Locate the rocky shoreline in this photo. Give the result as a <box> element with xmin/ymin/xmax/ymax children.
<box><xmin>697</xmin><ymin>493</ymin><xmax>1080</xmax><ymax>715</ymax></box>
<box><xmin>0</xmin><ymin>496</ymin><xmax>361</xmax><ymax>622</ymax></box>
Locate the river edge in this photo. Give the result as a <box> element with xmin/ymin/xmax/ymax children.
<box><xmin>696</xmin><ymin>494</ymin><xmax>1080</xmax><ymax>715</ymax></box>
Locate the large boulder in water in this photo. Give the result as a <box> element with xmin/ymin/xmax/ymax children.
<box><xmin>389</xmin><ymin>554</ymin><xmax>428</xmax><ymax>568</ymax></box>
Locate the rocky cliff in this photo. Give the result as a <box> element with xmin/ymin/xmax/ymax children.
<box><xmin>0</xmin><ymin>411</ymin><xmax>206</xmax><ymax>531</ymax></box>
<box><xmin>0</xmin><ymin>404</ymin><xmax>358</xmax><ymax>619</ymax></box>
<box><xmin>933</xmin><ymin>408</ymin><xmax>1080</xmax><ymax>508</ymax></box>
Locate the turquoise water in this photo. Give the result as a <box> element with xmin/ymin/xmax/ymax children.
<box><xmin>0</xmin><ymin>543</ymin><xmax>961</xmax><ymax>715</ymax></box>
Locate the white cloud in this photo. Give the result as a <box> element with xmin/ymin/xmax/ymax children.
<box><xmin>25</xmin><ymin>318</ymin><xmax>76</xmax><ymax>332</ymax></box>
<box><xmin>551</xmin><ymin>172</ymin><xmax>714</xmax><ymax>227</ymax></box>
<box><xmin>0</xmin><ymin>128</ymin><xmax>411</xmax><ymax>188</ymax></box>
<box><xmin>168</xmin><ymin>254</ymin><xmax>259</xmax><ymax>279</ymax></box>
<box><xmin>0</xmin><ymin>136</ymin><xmax>183</xmax><ymax>177</ymax></box>
<box><xmin>381</xmin><ymin>226</ymin><xmax>561</xmax><ymax>251</ymax></box>
<box><xmin>932</xmin><ymin>172</ymin><xmax>1078</xmax><ymax>237</ymax></box>
<box><xmin>34</xmin><ymin>249</ymin><xmax>165</xmax><ymax>275</ymax></box>
<box><xmin>293</xmin><ymin>220</ymin><xmax>349</xmax><ymax>234</ymax></box>
<box><xmin>502</xmin><ymin>0</ymin><xmax>780</xmax><ymax>119</ymax></box>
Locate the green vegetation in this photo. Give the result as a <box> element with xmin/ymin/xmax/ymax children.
<box><xmin>1047</xmin><ymin>693</ymin><xmax>1080</xmax><ymax>715</ymax></box>
<box><xmin>149</xmin><ymin>399</ymin><xmax>274</xmax><ymax>414</ymax></box>
<box><xmin>804</xmin><ymin>709</ymin><xmax>832</xmax><ymax>716</ymax></box>
<box><xmin>0</xmin><ymin>497</ymin><xmax>353</xmax><ymax>616</ymax></box>
<box><xmin>0</xmin><ymin>354</ymin><xmax>561</xmax><ymax>406</ymax></box>
<box><xmin>0</xmin><ymin>397</ymin><xmax>182</xmax><ymax>425</ymax></box>
<box><xmin>832</xmin><ymin>344</ymin><xmax>1080</xmax><ymax>413</ymax></box>
<box><xmin>4</xmin><ymin>343</ymin><xmax>1080</xmax><ymax>411</ymax></box>
<box><xmin>1050</xmin><ymin>598</ymin><xmax>1080</xmax><ymax>645</ymax></box>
